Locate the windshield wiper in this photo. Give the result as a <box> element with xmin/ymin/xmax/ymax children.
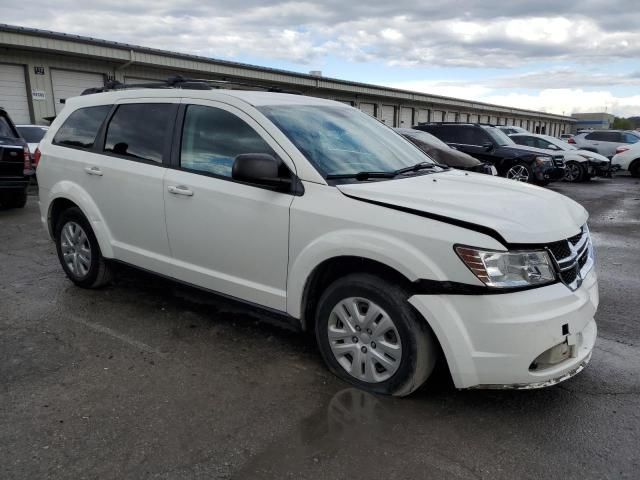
<box><xmin>393</xmin><ymin>162</ymin><xmax>446</xmax><ymax>176</ymax></box>
<box><xmin>326</xmin><ymin>171</ymin><xmax>396</xmax><ymax>180</ymax></box>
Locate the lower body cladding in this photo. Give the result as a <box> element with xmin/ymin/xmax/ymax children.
<box><xmin>409</xmin><ymin>269</ymin><xmax>598</xmax><ymax>389</ymax></box>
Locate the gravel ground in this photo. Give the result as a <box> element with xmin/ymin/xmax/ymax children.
<box><xmin>1</xmin><ymin>175</ymin><xmax>639</xmax><ymax>479</ymax></box>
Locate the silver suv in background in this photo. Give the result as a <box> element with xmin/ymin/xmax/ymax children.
<box><xmin>570</xmin><ymin>130</ymin><xmax>640</xmax><ymax>158</ymax></box>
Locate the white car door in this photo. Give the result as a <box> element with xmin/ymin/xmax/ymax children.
<box><xmin>163</xmin><ymin>100</ymin><xmax>294</xmax><ymax>311</ymax></box>
<box><xmin>84</xmin><ymin>99</ymin><xmax>177</xmax><ymax>269</ymax></box>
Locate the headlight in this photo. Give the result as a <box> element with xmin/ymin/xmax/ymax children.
<box><xmin>535</xmin><ymin>156</ymin><xmax>552</xmax><ymax>165</ymax></box>
<box><xmin>455</xmin><ymin>246</ymin><xmax>556</xmax><ymax>288</ymax></box>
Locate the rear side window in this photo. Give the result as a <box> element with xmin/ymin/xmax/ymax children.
<box><xmin>104</xmin><ymin>104</ymin><xmax>175</xmax><ymax>163</ymax></box>
<box><xmin>423</xmin><ymin>126</ymin><xmax>459</xmax><ymax>143</ymax></box>
<box><xmin>623</xmin><ymin>133</ymin><xmax>639</xmax><ymax>144</ymax></box>
<box><xmin>180</xmin><ymin>105</ymin><xmax>275</xmax><ymax>178</ymax></box>
<box><xmin>53</xmin><ymin>105</ymin><xmax>111</xmax><ymax>149</ymax></box>
<box><xmin>464</xmin><ymin>127</ymin><xmax>491</xmax><ymax>145</ymax></box>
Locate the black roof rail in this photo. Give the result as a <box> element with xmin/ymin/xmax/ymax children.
<box><xmin>81</xmin><ymin>75</ymin><xmax>302</xmax><ymax>96</ymax></box>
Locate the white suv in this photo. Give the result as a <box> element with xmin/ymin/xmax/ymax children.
<box><xmin>37</xmin><ymin>86</ymin><xmax>599</xmax><ymax>396</ymax></box>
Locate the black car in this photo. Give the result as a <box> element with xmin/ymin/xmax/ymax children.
<box><xmin>395</xmin><ymin>128</ymin><xmax>497</xmax><ymax>175</ymax></box>
<box><xmin>0</xmin><ymin>107</ymin><xmax>33</xmax><ymax>208</ymax></box>
<box><xmin>414</xmin><ymin>123</ymin><xmax>565</xmax><ymax>184</ymax></box>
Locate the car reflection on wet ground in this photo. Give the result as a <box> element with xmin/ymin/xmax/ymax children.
<box><xmin>1</xmin><ymin>176</ymin><xmax>639</xmax><ymax>479</ymax></box>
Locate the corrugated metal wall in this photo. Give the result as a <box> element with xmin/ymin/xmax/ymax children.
<box><xmin>0</xmin><ymin>36</ymin><xmax>574</xmax><ymax>135</ymax></box>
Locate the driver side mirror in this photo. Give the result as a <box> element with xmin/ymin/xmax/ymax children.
<box><xmin>232</xmin><ymin>153</ymin><xmax>291</xmax><ymax>190</ymax></box>
<box><xmin>547</xmin><ymin>144</ymin><xmax>560</xmax><ymax>150</ymax></box>
<box><xmin>482</xmin><ymin>142</ymin><xmax>494</xmax><ymax>152</ymax></box>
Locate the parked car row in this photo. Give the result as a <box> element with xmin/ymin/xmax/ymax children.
<box><xmin>413</xmin><ymin>123</ymin><xmax>565</xmax><ymax>185</ymax></box>
<box><xmin>509</xmin><ymin>133</ymin><xmax>610</xmax><ymax>183</ymax></box>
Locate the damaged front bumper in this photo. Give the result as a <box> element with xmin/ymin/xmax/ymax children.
<box><xmin>468</xmin><ymin>352</ymin><xmax>592</xmax><ymax>390</ymax></box>
<box><xmin>409</xmin><ymin>269</ymin><xmax>599</xmax><ymax>390</ymax></box>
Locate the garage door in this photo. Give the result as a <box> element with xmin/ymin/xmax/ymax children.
<box><xmin>431</xmin><ymin>111</ymin><xmax>443</xmax><ymax>122</ymax></box>
<box><xmin>445</xmin><ymin>112</ymin><xmax>457</xmax><ymax>122</ymax></box>
<box><xmin>52</xmin><ymin>69</ymin><xmax>104</xmax><ymax>114</ymax></box>
<box><xmin>416</xmin><ymin>109</ymin><xmax>429</xmax><ymax>124</ymax></box>
<box><xmin>399</xmin><ymin>107</ymin><xmax>413</xmax><ymax>127</ymax></box>
<box><xmin>0</xmin><ymin>64</ymin><xmax>30</xmax><ymax>124</ymax></box>
<box><xmin>380</xmin><ymin>105</ymin><xmax>396</xmax><ymax>126</ymax></box>
<box><xmin>469</xmin><ymin>114</ymin><xmax>479</xmax><ymax>123</ymax></box>
<box><xmin>359</xmin><ymin>103</ymin><xmax>376</xmax><ymax>117</ymax></box>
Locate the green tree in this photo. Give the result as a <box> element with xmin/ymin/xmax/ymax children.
<box><xmin>612</xmin><ymin>117</ymin><xmax>634</xmax><ymax>129</ymax></box>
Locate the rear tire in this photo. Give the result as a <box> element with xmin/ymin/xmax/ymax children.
<box><xmin>630</xmin><ymin>160</ymin><xmax>640</xmax><ymax>178</ymax></box>
<box><xmin>315</xmin><ymin>273</ymin><xmax>437</xmax><ymax>396</ymax></box>
<box><xmin>564</xmin><ymin>161</ymin><xmax>585</xmax><ymax>183</ymax></box>
<box><xmin>0</xmin><ymin>189</ymin><xmax>27</xmax><ymax>208</ymax></box>
<box><xmin>54</xmin><ymin>207</ymin><xmax>113</xmax><ymax>288</ymax></box>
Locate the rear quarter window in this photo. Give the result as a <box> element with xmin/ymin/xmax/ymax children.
<box><xmin>53</xmin><ymin>105</ymin><xmax>112</xmax><ymax>149</ymax></box>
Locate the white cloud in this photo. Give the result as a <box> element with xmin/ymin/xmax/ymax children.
<box><xmin>2</xmin><ymin>2</ymin><xmax>640</xmax><ymax>68</ymax></box>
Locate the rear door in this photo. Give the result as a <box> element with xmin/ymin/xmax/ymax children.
<box><xmin>86</xmin><ymin>100</ymin><xmax>176</xmax><ymax>269</ymax></box>
<box><xmin>162</xmin><ymin>100</ymin><xmax>293</xmax><ymax>311</ymax></box>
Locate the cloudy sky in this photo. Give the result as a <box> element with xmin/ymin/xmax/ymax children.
<box><xmin>2</xmin><ymin>0</ymin><xmax>639</xmax><ymax>116</ymax></box>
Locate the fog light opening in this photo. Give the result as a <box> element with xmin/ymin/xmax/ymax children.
<box><xmin>529</xmin><ymin>340</ymin><xmax>573</xmax><ymax>371</ymax></box>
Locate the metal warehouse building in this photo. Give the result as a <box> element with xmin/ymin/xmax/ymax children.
<box><xmin>0</xmin><ymin>24</ymin><xmax>574</xmax><ymax>135</ymax></box>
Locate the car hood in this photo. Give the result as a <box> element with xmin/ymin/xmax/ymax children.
<box><xmin>336</xmin><ymin>169</ymin><xmax>587</xmax><ymax>245</ymax></box>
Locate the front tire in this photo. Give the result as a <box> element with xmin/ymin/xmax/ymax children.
<box><xmin>505</xmin><ymin>162</ymin><xmax>533</xmax><ymax>183</ymax></box>
<box><xmin>564</xmin><ymin>161</ymin><xmax>585</xmax><ymax>183</ymax></box>
<box><xmin>54</xmin><ymin>207</ymin><xmax>113</xmax><ymax>288</ymax></box>
<box><xmin>315</xmin><ymin>273</ymin><xmax>437</xmax><ymax>396</ymax></box>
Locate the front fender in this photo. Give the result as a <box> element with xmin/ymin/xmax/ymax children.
<box><xmin>286</xmin><ymin>229</ymin><xmax>448</xmax><ymax>318</ymax></box>
<box><xmin>46</xmin><ymin>181</ymin><xmax>114</xmax><ymax>258</ymax></box>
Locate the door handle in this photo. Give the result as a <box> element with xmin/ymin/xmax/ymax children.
<box><xmin>167</xmin><ymin>185</ymin><xmax>194</xmax><ymax>196</ymax></box>
<box><xmin>84</xmin><ymin>166</ymin><xmax>103</xmax><ymax>176</ymax></box>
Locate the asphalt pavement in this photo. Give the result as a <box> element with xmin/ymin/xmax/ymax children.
<box><xmin>1</xmin><ymin>175</ymin><xmax>639</xmax><ymax>479</ymax></box>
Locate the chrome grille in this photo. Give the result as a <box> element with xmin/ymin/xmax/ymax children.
<box><xmin>546</xmin><ymin>225</ymin><xmax>593</xmax><ymax>291</ymax></box>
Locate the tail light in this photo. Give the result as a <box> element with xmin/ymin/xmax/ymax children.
<box><xmin>33</xmin><ymin>147</ymin><xmax>42</xmax><ymax>167</ymax></box>
<box><xmin>567</xmin><ymin>137</ymin><xmax>576</xmax><ymax>144</ymax></box>
<box><xmin>23</xmin><ymin>145</ymin><xmax>33</xmax><ymax>174</ymax></box>
<box><xmin>616</xmin><ymin>146</ymin><xmax>630</xmax><ymax>154</ymax></box>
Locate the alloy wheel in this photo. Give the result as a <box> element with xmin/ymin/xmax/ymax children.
<box><xmin>506</xmin><ymin>165</ymin><xmax>530</xmax><ymax>182</ymax></box>
<box><xmin>327</xmin><ymin>297</ymin><xmax>402</xmax><ymax>383</ymax></box>
<box><xmin>60</xmin><ymin>221</ymin><xmax>92</xmax><ymax>277</ymax></box>
<box><xmin>565</xmin><ymin>163</ymin><xmax>581</xmax><ymax>182</ymax></box>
